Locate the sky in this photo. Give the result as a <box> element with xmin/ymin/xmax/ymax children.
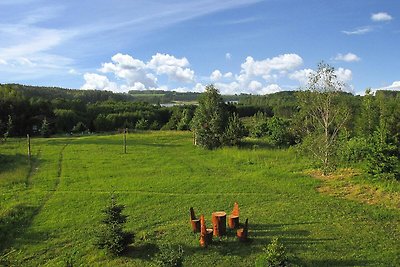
<box><xmin>0</xmin><ymin>0</ymin><xmax>399</xmax><ymax>95</ymax></box>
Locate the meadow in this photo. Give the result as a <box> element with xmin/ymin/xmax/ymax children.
<box><xmin>0</xmin><ymin>131</ymin><xmax>399</xmax><ymax>266</ymax></box>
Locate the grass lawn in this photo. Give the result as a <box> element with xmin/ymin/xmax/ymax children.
<box><xmin>0</xmin><ymin>131</ymin><xmax>399</xmax><ymax>266</ymax></box>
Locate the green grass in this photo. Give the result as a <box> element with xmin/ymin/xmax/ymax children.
<box><xmin>0</xmin><ymin>132</ymin><xmax>399</xmax><ymax>266</ymax></box>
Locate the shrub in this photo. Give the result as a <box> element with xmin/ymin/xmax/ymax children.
<box><xmin>153</xmin><ymin>244</ymin><xmax>184</xmax><ymax>267</ymax></box>
<box><xmin>255</xmin><ymin>237</ymin><xmax>288</xmax><ymax>267</ymax></box>
<box><xmin>223</xmin><ymin>113</ymin><xmax>246</xmax><ymax>146</ymax></box>
<box><xmin>135</xmin><ymin>118</ymin><xmax>149</xmax><ymax>130</ymax></box>
<box><xmin>95</xmin><ymin>196</ymin><xmax>134</xmax><ymax>255</ymax></box>
<box><xmin>72</xmin><ymin>122</ymin><xmax>87</xmax><ymax>134</ymax></box>
<box><xmin>339</xmin><ymin>136</ymin><xmax>370</xmax><ymax>163</ymax></box>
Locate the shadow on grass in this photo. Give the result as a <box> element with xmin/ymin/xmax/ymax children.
<box><xmin>124</xmin><ymin>242</ymin><xmax>159</xmax><ymax>261</ymax></box>
<box><xmin>0</xmin><ymin>204</ymin><xmax>44</xmax><ymax>254</ymax></box>
<box><xmin>0</xmin><ymin>153</ymin><xmax>29</xmax><ymax>174</ymax></box>
<box><xmin>239</xmin><ymin>139</ymin><xmax>276</xmax><ymax>150</ymax></box>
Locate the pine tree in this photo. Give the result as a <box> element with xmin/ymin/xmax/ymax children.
<box><xmin>96</xmin><ymin>195</ymin><xmax>134</xmax><ymax>255</ymax></box>
<box><xmin>191</xmin><ymin>85</ymin><xmax>228</xmax><ymax>149</ymax></box>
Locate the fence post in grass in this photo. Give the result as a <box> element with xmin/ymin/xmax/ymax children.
<box><xmin>123</xmin><ymin>128</ymin><xmax>127</xmax><ymax>154</ymax></box>
<box><xmin>27</xmin><ymin>134</ymin><xmax>31</xmax><ymax>160</ymax></box>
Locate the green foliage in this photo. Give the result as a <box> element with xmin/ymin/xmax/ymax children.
<box><xmin>255</xmin><ymin>238</ymin><xmax>288</xmax><ymax>267</ymax></box>
<box><xmin>3</xmin><ymin>115</ymin><xmax>13</xmax><ymax>141</ymax></box>
<box><xmin>266</xmin><ymin>117</ymin><xmax>294</xmax><ymax>147</ymax></box>
<box><xmin>72</xmin><ymin>122</ymin><xmax>88</xmax><ymax>133</ymax></box>
<box><xmin>40</xmin><ymin>117</ymin><xmax>50</xmax><ymax>138</ymax></box>
<box><xmin>135</xmin><ymin>118</ymin><xmax>149</xmax><ymax>130</ymax></box>
<box><xmin>297</xmin><ymin>62</ymin><xmax>349</xmax><ymax>174</ymax></box>
<box><xmin>95</xmin><ymin>196</ymin><xmax>134</xmax><ymax>255</ymax></box>
<box><xmin>338</xmin><ymin>136</ymin><xmax>370</xmax><ymax>163</ymax></box>
<box><xmin>250</xmin><ymin>112</ymin><xmax>269</xmax><ymax>138</ymax></box>
<box><xmin>191</xmin><ymin>85</ymin><xmax>228</xmax><ymax>149</ymax></box>
<box><xmin>153</xmin><ymin>244</ymin><xmax>184</xmax><ymax>267</ymax></box>
<box><xmin>367</xmin><ymin>127</ymin><xmax>400</xmax><ymax>180</ymax></box>
<box><xmin>223</xmin><ymin>113</ymin><xmax>246</xmax><ymax>146</ymax></box>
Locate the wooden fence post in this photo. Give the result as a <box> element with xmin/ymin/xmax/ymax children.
<box><xmin>27</xmin><ymin>134</ymin><xmax>31</xmax><ymax>160</ymax></box>
<box><xmin>123</xmin><ymin>128</ymin><xmax>127</xmax><ymax>154</ymax></box>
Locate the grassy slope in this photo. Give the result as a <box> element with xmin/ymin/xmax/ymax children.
<box><xmin>0</xmin><ymin>132</ymin><xmax>399</xmax><ymax>266</ymax></box>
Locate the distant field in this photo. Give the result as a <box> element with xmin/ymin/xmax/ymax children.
<box><xmin>0</xmin><ymin>132</ymin><xmax>399</xmax><ymax>266</ymax></box>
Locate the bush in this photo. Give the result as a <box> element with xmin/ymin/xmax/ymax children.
<box><xmin>95</xmin><ymin>196</ymin><xmax>134</xmax><ymax>255</ymax></box>
<box><xmin>339</xmin><ymin>136</ymin><xmax>370</xmax><ymax>163</ymax></box>
<box><xmin>135</xmin><ymin>118</ymin><xmax>149</xmax><ymax>130</ymax></box>
<box><xmin>72</xmin><ymin>122</ymin><xmax>87</xmax><ymax>133</ymax></box>
<box><xmin>223</xmin><ymin>113</ymin><xmax>246</xmax><ymax>146</ymax></box>
<box><xmin>153</xmin><ymin>244</ymin><xmax>184</xmax><ymax>266</ymax></box>
<box><xmin>367</xmin><ymin>129</ymin><xmax>400</xmax><ymax>180</ymax></box>
<box><xmin>255</xmin><ymin>237</ymin><xmax>288</xmax><ymax>267</ymax></box>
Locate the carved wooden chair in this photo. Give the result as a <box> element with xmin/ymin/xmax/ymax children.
<box><xmin>237</xmin><ymin>218</ymin><xmax>248</xmax><ymax>242</ymax></box>
<box><xmin>190</xmin><ymin>207</ymin><xmax>200</xmax><ymax>233</ymax></box>
<box><xmin>228</xmin><ymin>202</ymin><xmax>240</xmax><ymax>229</ymax></box>
<box><xmin>200</xmin><ymin>214</ymin><xmax>213</xmax><ymax>247</ymax></box>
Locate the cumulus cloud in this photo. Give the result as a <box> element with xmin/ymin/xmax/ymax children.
<box><xmin>210</xmin><ymin>69</ymin><xmax>222</xmax><ymax>81</ymax></box>
<box><xmin>225</xmin><ymin>53</ymin><xmax>231</xmax><ymax>60</ymax></box>
<box><xmin>147</xmin><ymin>53</ymin><xmax>194</xmax><ymax>83</ymax></box>
<box><xmin>371</xmin><ymin>12</ymin><xmax>393</xmax><ymax>22</ymax></box>
<box><xmin>373</xmin><ymin>81</ymin><xmax>400</xmax><ymax>91</ymax></box>
<box><xmin>81</xmin><ymin>73</ymin><xmax>118</xmax><ymax>91</ymax></box>
<box><xmin>100</xmin><ymin>53</ymin><xmax>157</xmax><ymax>88</ymax></box>
<box><xmin>237</xmin><ymin>54</ymin><xmax>303</xmax><ymax>85</ymax></box>
<box><xmin>81</xmin><ymin>52</ymin><xmax>355</xmax><ymax>95</ymax></box>
<box><xmin>335</xmin><ymin>67</ymin><xmax>352</xmax><ymax>83</ymax></box>
<box><xmin>289</xmin><ymin>68</ymin><xmax>314</xmax><ymax>85</ymax></box>
<box><xmin>334</xmin><ymin>53</ymin><xmax>360</xmax><ymax>62</ymax></box>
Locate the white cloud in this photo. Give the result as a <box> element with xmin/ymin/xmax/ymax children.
<box><xmin>260</xmin><ymin>84</ymin><xmax>282</xmax><ymax>94</ymax></box>
<box><xmin>147</xmin><ymin>53</ymin><xmax>194</xmax><ymax>83</ymax></box>
<box><xmin>289</xmin><ymin>69</ymin><xmax>314</xmax><ymax>85</ymax></box>
<box><xmin>373</xmin><ymin>81</ymin><xmax>400</xmax><ymax>91</ymax></box>
<box><xmin>81</xmin><ymin>73</ymin><xmax>118</xmax><ymax>91</ymax></box>
<box><xmin>68</xmin><ymin>68</ymin><xmax>79</xmax><ymax>75</ymax></box>
<box><xmin>225</xmin><ymin>53</ymin><xmax>231</xmax><ymax>60</ymax></box>
<box><xmin>0</xmin><ymin>58</ymin><xmax>7</xmax><ymax>65</ymax></box>
<box><xmin>210</xmin><ymin>69</ymin><xmax>223</xmax><ymax>81</ymax></box>
<box><xmin>100</xmin><ymin>53</ymin><xmax>157</xmax><ymax>88</ymax></box>
<box><xmin>342</xmin><ymin>26</ymin><xmax>373</xmax><ymax>35</ymax></box>
<box><xmin>224</xmin><ymin>72</ymin><xmax>233</xmax><ymax>79</ymax></box>
<box><xmin>371</xmin><ymin>12</ymin><xmax>393</xmax><ymax>22</ymax></box>
<box><xmin>334</xmin><ymin>53</ymin><xmax>361</xmax><ymax>62</ymax></box>
<box><xmin>335</xmin><ymin>67</ymin><xmax>352</xmax><ymax>83</ymax></box>
<box><xmin>237</xmin><ymin>54</ymin><xmax>303</xmax><ymax>85</ymax></box>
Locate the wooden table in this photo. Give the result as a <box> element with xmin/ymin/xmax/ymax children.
<box><xmin>212</xmin><ymin>211</ymin><xmax>226</xmax><ymax>237</ymax></box>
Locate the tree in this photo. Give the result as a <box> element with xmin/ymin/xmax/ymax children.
<box><xmin>191</xmin><ymin>85</ymin><xmax>228</xmax><ymax>149</ymax></box>
<box><xmin>356</xmin><ymin>88</ymin><xmax>378</xmax><ymax>138</ymax></box>
<box><xmin>40</xmin><ymin>117</ymin><xmax>50</xmax><ymax>138</ymax></box>
<box><xmin>223</xmin><ymin>113</ymin><xmax>246</xmax><ymax>146</ymax></box>
<box><xmin>297</xmin><ymin>62</ymin><xmax>349</xmax><ymax>174</ymax></box>
<box><xmin>96</xmin><ymin>195</ymin><xmax>134</xmax><ymax>255</ymax></box>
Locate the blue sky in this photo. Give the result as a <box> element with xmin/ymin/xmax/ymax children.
<box><xmin>0</xmin><ymin>0</ymin><xmax>399</xmax><ymax>95</ymax></box>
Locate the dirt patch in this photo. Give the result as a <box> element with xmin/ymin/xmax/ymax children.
<box><xmin>307</xmin><ymin>169</ymin><xmax>400</xmax><ymax>209</ymax></box>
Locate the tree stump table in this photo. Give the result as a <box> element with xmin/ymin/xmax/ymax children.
<box><xmin>212</xmin><ymin>211</ymin><xmax>227</xmax><ymax>237</ymax></box>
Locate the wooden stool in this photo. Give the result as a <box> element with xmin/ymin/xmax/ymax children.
<box><xmin>212</xmin><ymin>211</ymin><xmax>227</xmax><ymax>237</ymax></box>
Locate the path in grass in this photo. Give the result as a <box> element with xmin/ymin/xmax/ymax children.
<box><xmin>1</xmin><ymin>132</ymin><xmax>399</xmax><ymax>266</ymax></box>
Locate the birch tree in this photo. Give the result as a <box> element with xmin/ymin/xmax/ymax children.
<box><xmin>298</xmin><ymin>62</ymin><xmax>349</xmax><ymax>174</ymax></box>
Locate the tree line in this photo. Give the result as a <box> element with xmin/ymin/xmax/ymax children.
<box><xmin>1</xmin><ymin>69</ymin><xmax>399</xmax><ymax>180</ymax></box>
